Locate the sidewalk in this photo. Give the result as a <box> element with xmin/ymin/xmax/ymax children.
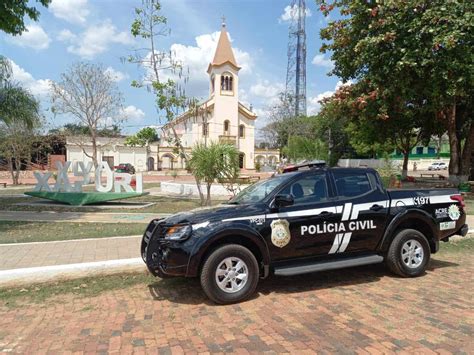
<box><xmin>0</xmin><ymin>235</ymin><xmax>144</xmax><ymax>286</ymax></box>
<box><xmin>0</xmin><ymin>211</ymin><xmax>170</xmax><ymax>223</ymax></box>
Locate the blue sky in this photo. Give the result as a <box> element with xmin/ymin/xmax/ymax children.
<box><xmin>0</xmin><ymin>0</ymin><xmax>342</xmax><ymax>135</ymax></box>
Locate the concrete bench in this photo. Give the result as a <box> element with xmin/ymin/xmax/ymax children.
<box><xmin>420</xmin><ymin>173</ymin><xmax>446</xmax><ymax>180</ymax></box>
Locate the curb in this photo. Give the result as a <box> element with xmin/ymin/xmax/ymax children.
<box><xmin>0</xmin><ymin>235</ymin><xmax>142</xmax><ymax>246</ymax></box>
<box><xmin>0</xmin><ymin>258</ymin><xmax>146</xmax><ymax>288</ymax></box>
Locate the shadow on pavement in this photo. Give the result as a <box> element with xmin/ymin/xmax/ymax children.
<box><xmin>146</xmin><ymin>257</ymin><xmax>459</xmax><ymax>305</ymax></box>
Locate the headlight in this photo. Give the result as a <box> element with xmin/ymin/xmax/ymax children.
<box><xmin>164</xmin><ymin>224</ymin><xmax>192</xmax><ymax>240</ymax></box>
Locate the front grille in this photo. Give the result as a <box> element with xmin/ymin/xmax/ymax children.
<box><xmin>141</xmin><ymin>218</ymin><xmax>164</xmax><ymax>262</ymax></box>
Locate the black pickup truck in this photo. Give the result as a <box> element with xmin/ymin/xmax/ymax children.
<box><xmin>142</xmin><ymin>166</ymin><xmax>468</xmax><ymax>304</ymax></box>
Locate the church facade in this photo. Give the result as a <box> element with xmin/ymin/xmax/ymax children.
<box><xmin>160</xmin><ymin>22</ymin><xmax>258</xmax><ymax>170</ymax></box>
<box><xmin>66</xmin><ymin>23</ymin><xmax>280</xmax><ymax>172</ymax></box>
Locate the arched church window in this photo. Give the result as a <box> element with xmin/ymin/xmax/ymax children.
<box><xmin>239</xmin><ymin>124</ymin><xmax>245</xmax><ymax>138</ymax></box>
<box><xmin>221</xmin><ymin>73</ymin><xmax>234</xmax><ymax>92</ymax></box>
<box><xmin>224</xmin><ymin>120</ymin><xmax>230</xmax><ymax>135</ymax></box>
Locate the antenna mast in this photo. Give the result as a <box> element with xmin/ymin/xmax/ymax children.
<box><xmin>285</xmin><ymin>0</ymin><xmax>307</xmax><ymax>117</ymax></box>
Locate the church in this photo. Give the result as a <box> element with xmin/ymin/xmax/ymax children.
<box><xmin>66</xmin><ymin>22</ymin><xmax>280</xmax><ymax>172</ymax></box>
<box><xmin>160</xmin><ymin>22</ymin><xmax>259</xmax><ymax>170</ymax></box>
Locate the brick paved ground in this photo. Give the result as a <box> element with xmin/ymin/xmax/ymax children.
<box><xmin>0</xmin><ymin>250</ymin><xmax>472</xmax><ymax>354</ymax></box>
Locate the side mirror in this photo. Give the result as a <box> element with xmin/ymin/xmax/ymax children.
<box><xmin>273</xmin><ymin>194</ymin><xmax>294</xmax><ymax>208</ymax></box>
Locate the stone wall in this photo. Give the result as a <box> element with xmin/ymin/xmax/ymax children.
<box><xmin>338</xmin><ymin>158</ymin><xmax>451</xmax><ymax>171</ymax></box>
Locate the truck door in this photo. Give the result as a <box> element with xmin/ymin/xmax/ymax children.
<box><xmin>330</xmin><ymin>170</ymin><xmax>389</xmax><ymax>253</ymax></box>
<box><xmin>266</xmin><ymin>172</ymin><xmax>339</xmax><ymax>261</ymax></box>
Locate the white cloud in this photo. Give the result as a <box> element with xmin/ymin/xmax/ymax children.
<box><xmin>163</xmin><ymin>31</ymin><xmax>253</xmax><ymax>97</ymax></box>
<box><xmin>249</xmin><ymin>81</ymin><xmax>285</xmax><ymax>101</ymax></box>
<box><xmin>307</xmin><ymin>80</ymin><xmax>353</xmax><ymax>115</ymax></box>
<box><xmin>279</xmin><ymin>5</ymin><xmax>312</xmax><ymax>23</ymax></box>
<box><xmin>9</xmin><ymin>59</ymin><xmax>52</xmax><ymax>98</ymax></box>
<box><xmin>57</xmin><ymin>29</ymin><xmax>76</xmax><ymax>41</ymax></box>
<box><xmin>63</xmin><ymin>20</ymin><xmax>134</xmax><ymax>59</ymax></box>
<box><xmin>311</xmin><ymin>54</ymin><xmax>334</xmax><ymax>69</ymax></box>
<box><xmin>120</xmin><ymin>105</ymin><xmax>145</xmax><ymax>121</ymax></box>
<box><xmin>50</xmin><ymin>0</ymin><xmax>90</xmax><ymax>24</ymax></box>
<box><xmin>104</xmin><ymin>67</ymin><xmax>128</xmax><ymax>82</ymax></box>
<box><xmin>7</xmin><ymin>24</ymin><xmax>51</xmax><ymax>50</ymax></box>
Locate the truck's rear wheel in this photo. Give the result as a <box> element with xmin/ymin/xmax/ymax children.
<box><xmin>200</xmin><ymin>244</ymin><xmax>259</xmax><ymax>304</ymax></box>
<box><xmin>386</xmin><ymin>229</ymin><xmax>431</xmax><ymax>277</ymax></box>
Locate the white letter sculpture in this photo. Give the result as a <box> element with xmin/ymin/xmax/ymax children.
<box><xmin>73</xmin><ymin>162</ymin><xmax>93</xmax><ymax>192</ymax></box>
<box><xmin>95</xmin><ymin>162</ymin><xmax>114</xmax><ymax>192</ymax></box>
<box><xmin>54</xmin><ymin>161</ymin><xmax>72</xmax><ymax>192</ymax></box>
<box><xmin>33</xmin><ymin>172</ymin><xmax>52</xmax><ymax>192</ymax></box>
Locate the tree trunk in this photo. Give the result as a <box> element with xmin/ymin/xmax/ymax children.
<box><xmin>14</xmin><ymin>163</ymin><xmax>21</xmax><ymax>185</ymax></box>
<box><xmin>195</xmin><ymin>178</ymin><xmax>205</xmax><ymax>206</ymax></box>
<box><xmin>437</xmin><ymin>133</ymin><xmax>442</xmax><ymax>160</ymax></box>
<box><xmin>460</xmin><ymin>121</ymin><xmax>474</xmax><ymax>181</ymax></box>
<box><xmin>206</xmin><ymin>183</ymin><xmax>212</xmax><ymax>206</ymax></box>
<box><xmin>91</xmin><ymin>135</ymin><xmax>98</xmax><ymax>168</ymax></box>
<box><xmin>445</xmin><ymin>104</ymin><xmax>462</xmax><ymax>183</ymax></box>
<box><xmin>401</xmin><ymin>151</ymin><xmax>409</xmax><ymax>179</ymax></box>
<box><xmin>7</xmin><ymin>158</ymin><xmax>17</xmax><ymax>185</ymax></box>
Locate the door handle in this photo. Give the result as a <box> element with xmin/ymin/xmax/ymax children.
<box><xmin>320</xmin><ymin>211</ymin><xmax>334</xmax><ymax>216</ymax></box>
<box><xmin>370</xmin><ymin>204</ymin><xmax>383</xmax><ymax>211</ymax></box>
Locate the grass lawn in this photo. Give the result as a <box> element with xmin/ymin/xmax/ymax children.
<box><xmin>0</xmin><ymin>221</ymin><xmax>146</xmax><ymax>244</ymax></box>
<box><xmin>0</xmin><ymin>273</ymin><xmax>158</xmax><ymax>308</ymax></box>
<box><xmin>464</xmin><ymin>196</ymin><xmax>473</xmax><ymax>215</ymax></box>
<box><xmin>0</xmin><ymin>187</ymin><xmax>31</xmax><ymax>195</ymax></box>
<box><xmin>0</xmin><ymin>195</ymin><xmax>223</xmax><ymax>214</ymax></box>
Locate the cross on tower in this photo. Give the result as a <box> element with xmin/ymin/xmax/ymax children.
<box><xmin>221</xmin><ymin>15</ymin><xmax>226</xmax><ymax>27</ymax></box>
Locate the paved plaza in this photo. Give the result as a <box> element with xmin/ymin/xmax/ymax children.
<box><xmin>0</xmin><ymin>250</ymin><xmax>472</xmax><ymax>353</ymax></box>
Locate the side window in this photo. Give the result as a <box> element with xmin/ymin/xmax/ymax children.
<box><xmin>333</xmin><ymin>171</ymin><xmax>372</xmax><ymax>198</ymax></box>
<box><xmin>280</xmin><ymin>174</ymin><xmax>328</xmax><ymax>205</ymax></box>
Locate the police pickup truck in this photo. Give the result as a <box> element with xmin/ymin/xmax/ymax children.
<box><xmin>141</xmin><ymin>165</ymin><xmax>468</xmax><ymax>304</ymax></box>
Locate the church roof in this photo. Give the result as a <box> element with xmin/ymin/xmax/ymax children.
<box><xmin>207</xmin><ymin>23</ymin><xmax>240</xmax><ymax>73</ymax></box>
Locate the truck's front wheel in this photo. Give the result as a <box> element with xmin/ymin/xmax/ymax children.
<box><xmin>200</xmin><ymin>244</ymin><xmax>259</xmax><ymax>304</ymax></box>
<box><xmin>386</xmin><ymin>229</ymin><xmax>431</xmax><ymax>277</ymax></box>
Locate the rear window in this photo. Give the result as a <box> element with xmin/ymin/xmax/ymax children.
<box><xmin>333</xmin><ymin>171</ymin><xmax>373</xmax><ymax>198</ymax></box>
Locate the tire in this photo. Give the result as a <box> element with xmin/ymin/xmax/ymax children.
<box><xmin>386</xmin><ymin>229</ymin><xmax>431</xmax><ymax>277</ymax></box>
<box><xmin>200</xmin><ymin>244</ymin><xmax>259</xmax><ymax>304</ymax></box>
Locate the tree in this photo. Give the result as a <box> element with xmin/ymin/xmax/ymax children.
<box><xmin>125</xmin><ymin>127</ymin><xmax>158</xmax><ymax>147</ymax></box>
<box><xmin>0</xmin><ymin>56</ymin><xmax>12</xmax><ymax>84</ymax></box>
<box><xmin>50</xmin><ymin>123</ymin><xmax>122</xmax><ymax>138</ymax></box>
<box><xmin>0</xmin><ymin>85</ymin><xmax>41</xmax><ymax>184</ymax></box>
<box><xmin>126</xmin><ymin>0</ymin><xmax>210</xmax><ymax>196</ymax></box>
<box><xmin>51</xmin><ymin>62</ymin><xmax>124</xmax><ymax>168</ymax></box>
<box><xmin>283</xmin><ymin>135</ymin><xmax>328</xmax><ymax>163</ymax></box>
<box><xmin>188</xmin><ymin>142</ymin><xmax>240</xmax><ymax>206</ymax></box>
<box><xmin>126</xmin><ymin>0</ymin><xmax>186</xmax><ymax>130</ymax></box>
<box><xmin>0</xmin><ymin>0</ymin><xmax>51</xmax><ymax>35</ymax></box>
<box><xmin>317</xmin><ymin>0</ymin><xmax>473</xmax><ymax>182</ymax></box>
<box><xmin>1</xmin><ymin>56</ymin><xmax>41</xmax><ymax>130</ymax></box>
<box><xmin>318</xmin><ymin>82</ymin><xmax>429</xmax><ymax>177</ymax></box>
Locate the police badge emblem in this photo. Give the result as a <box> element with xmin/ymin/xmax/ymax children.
<box><xmin>448</xmin><ymin>204</ymin><xmax>460</xmax><ymax>221</ymax></box>
<box><xmin>271</xmin><ymin>219</ymin><xmax>291</xmax><ymax>248</ymax></box>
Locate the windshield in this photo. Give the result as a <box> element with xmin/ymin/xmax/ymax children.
<box><xmin>228</xmin><ymin>175</ymin><xmax>289</xmax><ymax>204</ymax></box>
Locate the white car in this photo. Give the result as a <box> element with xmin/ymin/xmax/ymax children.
<box><xmin>428</xmin><ymin>162</ymin><xmax>447</xmax><ymax>171</ymax></box>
